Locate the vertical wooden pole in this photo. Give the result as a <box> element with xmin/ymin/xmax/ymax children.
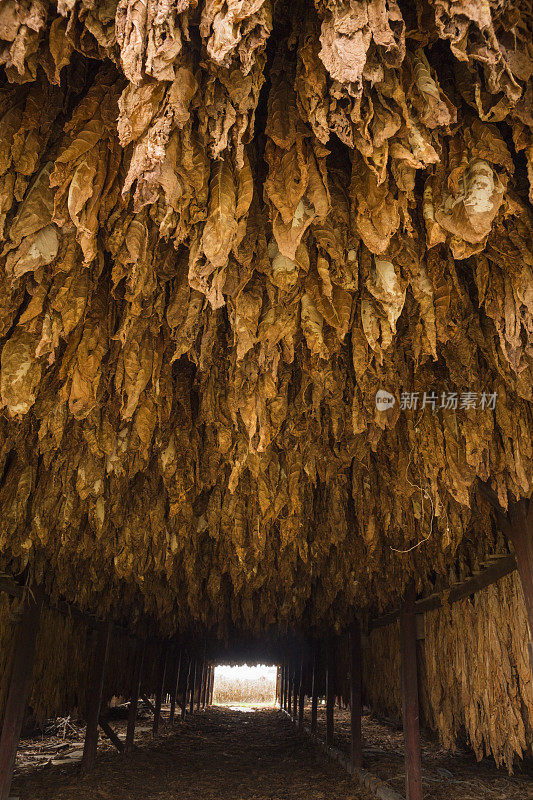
<box><xmin>201</xmin><ymin>659</ymin><xmax>208</xmax><ymax>708</ymax></box>
<box><xmin>207</xmin><ymin>665</ymin><xmax>213</xmax><ymax>706</ymax></box>
<box><xmin>280</xmin><ymin>662</ymin><xmax>285</xmax><ymax>709</ymax></box>
<box><xmin>400</xmin><ymin>582</ymin><xmax>423</xmax><ymax>800</ymax></box>
<box><xmin>350</xmin><ymin>619</ymin><xmax>363</xmax><ymax>772</ymax></box>
<box><xmin>153</xmin><ymin>643</ymin><xmax>168</xmax><ymax>737</ymax></box>
<box><xmin>182</xmin><ymin>655</ymin><xmax>190</xmax><ymax>719</ymax></box>
<box><xmin>326</xmin><ymin>639</ymin><xmax>335</xmax><ymax>747</ymax></box>
<box><xmin>189</xmin><ymin>658</ymin><xmax>196</xmax><ymax>714</ymax></box>
<box><xmin>82</xmin><ymin>621</ymin><xmax>112</xmax><ymax>773</ymax></box>
<box><xmin>125</xmin><ymin>639</ymin><xmax>144</xmax><ymax>753</ymax></box>
<box><xmin>507</xmin><ymin>499</ymin><xmax>533</xmax><ymax>664</ymax></box>
<box><xmin>169</xmin><ymin>649</ymin><xmax>182</xmax><ymax>724</ymax></box>
<box><xmin>285</xmin><ymin>660</ymin><xmax>290</xmax><ymax>711</ymax></box>
<box><xmin>298</xmin><ymin>655</ymin><xmax>304</xmax><ymax>730</ymax></box>
<box><xmin>197</xmin><ymin>656</ymin><xmax>205</xmax><ymax>711</ymax></box>
<box><xmin>0</xmin><ymin>598</ymin><xmax>41</xmax><ymax>800</ymax></box>
<box><xmin>209</xmin><ymin>664</ymin><xmax>215</xmax><ymax>704</ymax></box>
<box><xmin>292</xmin><ymin>661</ymin><xmax>298</xmax><ymax>722</ymax></box>
<box><xmin>311</xmin><ymin>644</ymin><xmax>318</xmax><ymax>734</ymax></box>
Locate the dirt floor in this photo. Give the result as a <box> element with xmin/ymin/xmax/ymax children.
<box><xmin>311</xmin><ymin>705</ymin><xmax>532</xmax><ymax>800</ymax></box>
<box><xmin>10</xmin><ymin>704</ymin><xmax>533</xmax><ymax>800</ymax></box>
<box><xmin>12</xmin><ymin>706</ymin><xmax>372</xmax><ymax>800</ymax></box>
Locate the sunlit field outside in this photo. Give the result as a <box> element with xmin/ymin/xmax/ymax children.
<box><xmin>213</xmin><ymin>665</ymin><xmax>277</xmax><ymax>707</ymax></box>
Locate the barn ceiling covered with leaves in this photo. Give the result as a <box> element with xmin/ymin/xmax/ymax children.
<box><xmin>0</xmin><ymin>0</ymin><xmax>531</xmax><ymax>635</ymax></box>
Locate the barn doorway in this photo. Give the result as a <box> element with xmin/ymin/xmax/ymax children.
<box><xmin>212</xmin><ymin>665</ymin><xmax>278</xmax><ymax>709</ymax></box>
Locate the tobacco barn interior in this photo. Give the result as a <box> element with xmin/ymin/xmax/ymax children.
<box><xmin>0</xmin><ymin>0</ymin><xmax>532</xmax><ymax>799</ymax></box>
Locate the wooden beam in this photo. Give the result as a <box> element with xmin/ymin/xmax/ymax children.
<box><xmin>350</xmin><ymin>619</ymin><xmax>363</xmax><ymax>773</ymax></box>
<box><xmin>82</xmin><ymin>621</ymin><xmax>112</xmax><ymax>773</ymax></box>
<box><xmin>311</xmin><ymin>645</ymin><xmax>319</xmax><ymax>734</ymax></box>
<box><xmin>125</xmin><ymin>640</ymin><xmax>144</xmax><ymax>753</ymax></box>
<box><xmin>153</xmin><ymin>643</ymin><xmax>168</xmax><ymax>737</ymax></box>
<box><xmin>326</xmin><ymin>641</ymin><xmax>335</xmax><ymax>747</ymax></box>
<box><xmin>400</xmin><ymin>583</ymin><xmax>423</xmax><ymax>800</ymax></box>
<box><xmin>0</xmin><ymin>598</ymin><xmax>41</xmax><ymax>800</ymax></box>
<box><xmin>370</xmin><ymin>553</ymin><xmax>517</xmax><ymax>631</ymax></box>
<box><xmin>142</xmin><ymin>694</ymin><xmax>156</xmax><ymax>714</ymax></box>
<box><xmin>99</xmin><ymin>718</ymin><xmax>124</xmax><ymax>753</ymax></box>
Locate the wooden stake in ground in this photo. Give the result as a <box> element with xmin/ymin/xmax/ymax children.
<box><xmin>350</xmin><ymin>619</ymin><xmax>362</xmax><ymax>772</ymax></box>
<box><xmin>400</xmin><ymin>583</ymin><xmax>423</xmax><ymax>800</ymax></box>
<box><xmin>326</xmin><ymin>641</ymin><xmax>335</xmax><ymax>747</ymax></box>
<box><xmin>82</xmin><ymin>621</ymin><xmax>112</xmax><ymax>773</ymax></box>
<box><xmin>125</xmin><ymin>639</ymin><xmax>144</xmax><ymax>753</ymax></box>
<box><xmin>0</xmin><ymin>596</ymin><xmax>41</xmax><ymax>800</ymax></box>
<box><xmin>153</xmin><ymin>642</ymin><xmax>168</xmax><ymax>736</ymax></box>
<box><xmin>311</xmin><ymin>644</ymin><xmax>319</xmax><ymax>734</ymax></box>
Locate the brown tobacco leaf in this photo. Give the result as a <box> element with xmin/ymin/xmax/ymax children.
<box><xmin>0</xmin><ymin>0</ymin><xmax>530</xmax><ymax>764</ymax></box>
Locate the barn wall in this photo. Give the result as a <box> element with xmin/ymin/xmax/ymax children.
<box><xmin>363</xmin><ymin>571</ymin><xmax>533</xmax><ymax>770</ymax></box>
<box><xmin>0</xmin><ymin>603</ymin><xmax>172</xmax><ymax>726</ymax></box>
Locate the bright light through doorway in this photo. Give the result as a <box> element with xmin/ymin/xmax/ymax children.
<box><xmin>213</xmin><ymin>664</ymin><xmax>277</xmax><ymax>708</ymax></box>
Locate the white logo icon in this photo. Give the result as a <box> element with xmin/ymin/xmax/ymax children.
<box><xmin>375</xmin><ymin>389</ymin><xmax>396</xmax><ymax>411</ymax></box>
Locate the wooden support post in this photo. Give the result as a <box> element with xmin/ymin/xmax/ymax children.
<box><xmin>182</xmin><ymin>656</ymin><xmax>190</xmax><ymax>719</ymax></box>
<box><xmin>507</xmin><ymin>499</ymin><xmax>533</xmax><ymax>664</ymax></box>
<box><xmin>169</xmin><ymin>650</ymin><xmax>182</xmax><ymax>724</ymax></box>
<box><xmin>209</xmin><ymin>664</ymin><xmax>215</xmax><ymax>704</ymax></box>
<box><xmin>311</xmin><ymin>644</ymin><xmax>318</xmax><ymax>734</ymax></box>
<box><xmin>0</xmin><ymin>598</ymin><xmax>41</xmax><ymax>800</ymax></box>
<box><xmin>287</xmin><ymin>661</ymin><xmax>292</xmax><ymax>717</ymax></box>
<box><xmin>205</xmin><ymin>665</ymin><xmax>211</xmax><ymax>707</ymax></box>
<box><xmin>200</xmin><ymin>658</ymin><xmax>207</xmax><ymax>709</ymax></box>
<box><xmin>350</xmin><ymin>619</ymin><xmax>363</xmax><ymax>772</ymax></box>
<box><xmin>196</xmin><ymin>657</ymin><xmax>204</xmax><ymax>711</ymax></box>
<box><xmin>280</xmin><ymin>662</ymin><xmax>285</xmax><ymax>709</ymax></box>
<box><xmin>298</xmin><ymin>656</ymin><xmax>304</xmax><ymax>730</ymax></box>
<box><xmin>292</xmin><ymin>661</ymin><xmax>298</xmax><ymax>722</ymax></box>
<box><xmin>153</xmin><ymin>643</ymin><xmax>168</xmax><ymax>737</ymax></box>
<box><xmin>189</xmin><ymin>658</ymin><xmax>196</xmax><ymax>714</ymax></box>
<box><xmin>125</xmin><ymin>639</ymin><xmax>144</xmax><ymax>753</ymax></box>
<box><xmin>82</xmin><ymin>621</ymin><xmax>112</xmax><ymax>773</ymax></box>
<box><xmin>326</xmin><ymin>640</ymin><xmax>335</xmax><ymax>747</ymax></box>
<box><xmin>400</xmin><ymin>583</ymin><xmax>423</xmax><ymax>800</ymax></box>
<box><xmin>99</xmin><ymin>718</ymin><xmax>124</xmax><ymax>753</ymax></box>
